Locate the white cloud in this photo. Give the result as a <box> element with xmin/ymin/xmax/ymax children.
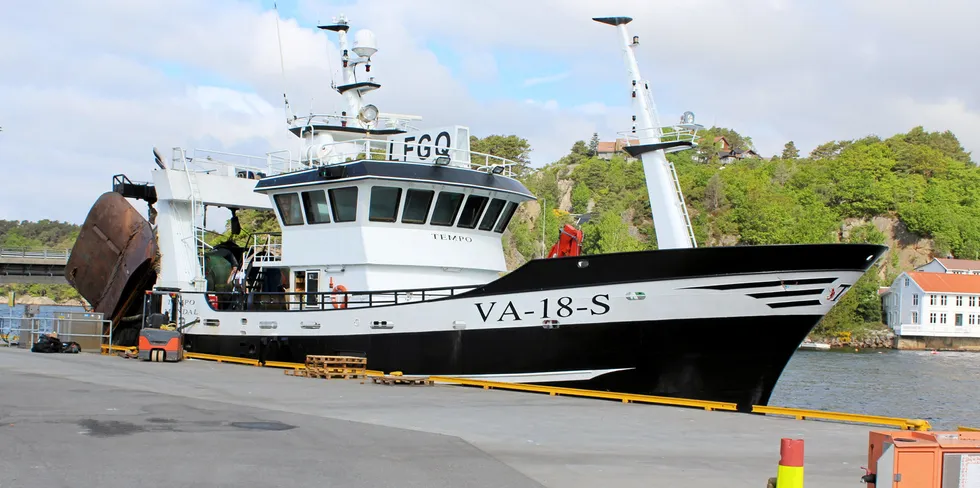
<box><xmin>0</xmin><ymin>0</ymin><xmax>977</xmax><ymax>226</ymax></box>
<box><xmin>523</xmin><ymin>72</ymin><xmax>571</xmax><ymax>87</ymax></box>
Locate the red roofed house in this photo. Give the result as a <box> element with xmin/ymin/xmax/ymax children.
<box><xmin>881</xmin><ymin>270</ymin><xmax>980</xmax><ymax>350</ymax></box>
<box><xmin>595</xmin><ymin>138</ymin><xmax>639</xmax><ymax>161</ymax></box>
<box><xmin>915</xmin><ymin>257</ymin><xmax>980</xmax><ymax>275</ymax></box>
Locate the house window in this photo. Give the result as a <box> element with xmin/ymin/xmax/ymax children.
<box><xmin>956</xmin><ymin>314</ymin><xmax>963</xmax><ymax>326</ymax></box>
<box><xmin>970</xmin><ymin>314</ymin><xmax>977</xmax><ymax>325</ymax></box>
<box><xmin>905</xmin><ymin>277</ymin><xmax>910</xmax><ymax>287</ymax></box>
<box><xmin>940</xmin><ymin>313</ymin><xmax>947</xmax><ymax>324</ymax></box>
<box><xmin>911</xmin><ymin>311</ymin><xmax>918</xmax><ymax>324</ymax></box>
<box><xmin>430</xmin><ymin>192</ymin><xmax>464</xmax><ymax>226</ymax></box>
<box><xmin>274</xmin><ymin>193</ymin><xmax>304</xmax><ymax>226</ymax></box>
<box><xmin>301</xmin><ymin>190</ymin><xmax>331</xmax><ymax>224</ymax></box>
<box><xmin>913</xmin><ymin>294</ymin><xmax>918</xmax><ymax>306</ymax></box>
<box><xmin>941</xmin><ymin>295</ymin><xmax>948</xmax><ymax>306</ymax></box>
<box><xmin>957</xmin><ymin>295</ymin><xmax>964</xmax><ymax>306</ymax></box>
<box><xmin>478</xmin><ymin>198</ymin><xmax>507</xmax><ymax>231</ymax></box>
<box><xmin>456</xmin><ymin>195</ymin><xmax>490</xmax><ymax>229</ymax></box>
<box><xmin>328</xmin><ymin>187</ymin><xmax>358</xmax><ymax>222</ymax></box>
<box><xmin>929</xmin><ymin>313</ymin><xmax>937</xmax><ymax>324</ymax></box>
<box><xmin>930</xmin><ymin>294</ymin><xmax>937</xmax><ymax>305</ymax></box>
<box><xmin>368</xmin><ymin>186</ymin><xmax>402</xmax><ymax>222</ymax></box>
<box><xmin>401</xmin><ymin>189</ymin><xmax>435</xmax><ymax>224</ymax></box>
<box><xmin>971</xmin><ymin>296</ymin><xmax>977</xmax><ymax>307</ymax></box>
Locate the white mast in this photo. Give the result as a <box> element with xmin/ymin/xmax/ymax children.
<box><xmin>594</xmin><ymin>16</ymin><xmax>697</xmax><ymax>249</ymax></box>
<box><xmin>318</xmin><ymin>15</ymin><xmax>380</xmax><ymax>130</ymax></box>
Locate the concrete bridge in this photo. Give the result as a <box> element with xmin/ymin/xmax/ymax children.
<box><xmin>0</xmin><ymin>248</ymin><xmax>70</xmax><ymax>285</ymax></box>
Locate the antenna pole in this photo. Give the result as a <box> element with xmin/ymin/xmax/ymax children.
<box><xmin>593</xmin><ymin>16</ymin><xmax>694</xmax><ymax>250</ymax></box>
<box><xmin>273</xmin><ymin>3</ymin><xmax>292</xmax><ymax>123</ymax></box>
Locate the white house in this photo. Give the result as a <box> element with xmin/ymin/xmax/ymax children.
<box><xmin>915</xmin><ymin>257</ymin><xmax>980</xmax><ymax>275</ymax></box>
<box><xmin>882</xmin><ymin>271</ymin><xmax>980</xmax><ymax>348</ymax></box>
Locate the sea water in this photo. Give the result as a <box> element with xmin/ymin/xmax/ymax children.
<box><xmin>772</xmin><ymin>348</ymin><xmax>980</xmax><ymax>431</ymax></box>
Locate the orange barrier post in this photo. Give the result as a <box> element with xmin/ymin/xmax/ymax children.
<box><xmin>776</xmin><ymin>438</ymin><xmax>804</xmax><ymax>488</ymax></box>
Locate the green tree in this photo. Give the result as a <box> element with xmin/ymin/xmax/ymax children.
<box><xmin>470</xmin><ymin>134</ymin><xmax>533</xmax><ymax>176</ymax></box>
<box><xmin>571</xmin><ymin>182</ymin><xmax>591</xmax><ymax>213</ymax></box>
<box><xmin>581</xmin><ymin>210</ymin><xmax>645</xmax><ymax>254</ymax></box>
<box><xmin>781</xmin><ymin>141</ymin><xmax>800</xmax><ymax>159</ymax></box>
<box><xmin>588</xmin><ymin>132</ymin><xmax>600</xmax><ymax>156</ymax></box>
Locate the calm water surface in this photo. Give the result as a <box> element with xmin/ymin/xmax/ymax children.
<box><xmin>3</xmin><ymin>305</ymin><xmax>977</xmax><ymax>428</ymax></box>
<box><xmin>771</xmin><ymin>348</ymin><xmax>980</xmax><ymax>430</ymax></box>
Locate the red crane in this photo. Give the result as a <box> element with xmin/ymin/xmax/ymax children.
<box><xmin>547</xmin><ymin>224</ymin><xmax>583</xmax><ymax>258</ymax></box>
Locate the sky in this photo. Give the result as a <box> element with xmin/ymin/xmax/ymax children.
<box><xmin>1</xmin><ymin>0</ymin><xmax>978</xmax><ymax>225</ymax></box>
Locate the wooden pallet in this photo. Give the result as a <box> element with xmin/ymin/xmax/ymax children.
<box><xmin>371</xmin><ymin>375</ymin><xmax>434</xmax><ymax>386</ymax></box>
<box><xmin>283</xmin><ymin>354</ymin><xmax>368</xmax><ymax>383</ymax></box>
<box><xmin>283</xmin><ymin>368</ymin><xmax>367</xmax><ymax>382</ymax></box>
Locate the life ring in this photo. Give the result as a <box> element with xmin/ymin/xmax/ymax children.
<box><xmin>331</xmin><ymin>284</ymin><xmax>349</xmax><ymax>309</ymax></box>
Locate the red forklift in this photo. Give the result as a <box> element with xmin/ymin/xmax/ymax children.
<box><xmin>137</xmin><ymin>288</ymin><xmax>189</xmax><ymax>362</ymax></box>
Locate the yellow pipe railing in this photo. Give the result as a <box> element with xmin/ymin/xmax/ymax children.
<box><xmin>958</xmin><ymin>426</ymin><xmax>980</xmax><ymax>432</ymax></box>
<box><xmin>428</xmin><ymin>376</ymin><xmax>738</xmax><ymax>411</ymax></box>
<box><xmin>751</xmin><ymin>405</ymin><xmax>932</xmax><ymax>431</ymax></box>
<box><xmin>104</xmin><ymin>349</ymin><xmax>935</xmax><ymax>430</ymax></box>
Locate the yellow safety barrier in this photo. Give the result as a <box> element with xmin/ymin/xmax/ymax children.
<box><xmin>262</xmin><ymin>360</ymin><xmax>306</xmax><ymax>370</ymax></box>
<box><xmin>180</xmin><ymin>352</ymin><xmax>385</xmax><ymax>376</ymax></box>
<box><xmin>959</xmin><ymin>426</ymin><xmax>980</xmax><ymax>432</ymax></box>
<box><xmin>751</xmin><ymin>405</ymin><xmax>932</xmax><ymax>431</ymax></box>
<box><xmin>428</xmin><ymin>376</ymin><xmax>738</xmax><ymax>411</ymax></box>
<box><xmin>183</xmin><ymin>351</ymin><xmax>259</xmax><ymax>366</ymax></box>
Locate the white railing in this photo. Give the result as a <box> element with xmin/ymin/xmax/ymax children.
<box><xmin>304</xmin><ymin>138</ymin><xmax>519</xmax><ymax>177</ymax></box>
<box><xmin>0</xmin><ymin>248</ymin><xmax>71</xmax><ymax>262</ymax></box>
<box><xmin>165</xmin><ymin>134</ymin><xmax>521</xmax><ymax>184</ymax></box>
<box><xmin>247</xmin><ymin>233</ymin><xmax>283</xmax><ymax>265</ymax></box>
<box><xmin>288</xmin><ymin>112</ymin><xmax>422</xmax><ymax>133</ymax></box>
<box><xmin>616</xmin><ymin>124</ymin><xmax>701</xmax><ymax>153</ymax></box>
<box><xmin>175</xmin><ymin>148</ymin><xmax>287</xmax><ymax>176</ymax></box>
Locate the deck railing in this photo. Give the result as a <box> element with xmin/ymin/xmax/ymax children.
<box><xmin>168</xmin><ymin>134</ymin><xmax>522</xmax><ymax>181</ymax></box>
<box><xmin>182</xmin><ymin>284</ymin><xmax>480</xmax><ymax>314</ymax></box>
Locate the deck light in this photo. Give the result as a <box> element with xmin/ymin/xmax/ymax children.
<box><xmin>358</xmin><ymin>104</ymin><xmax>378</xmax><ymax>123</ymax></box>
<box><xmin>491</xmin><ymin>165</ymin><xmax>504</xmax><ymax>175</ymax></box>
<box><xmin>434</xmin><ymin>156</ymin><xmax>451</xmax><ymax>166</ymax></box>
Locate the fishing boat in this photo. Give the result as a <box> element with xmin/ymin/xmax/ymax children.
<box><xmin>65</xmin><ymin>15</ymin><xmax>886</xmax><ymax>411</ymax></box>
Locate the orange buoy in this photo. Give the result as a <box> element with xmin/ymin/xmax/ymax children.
<box><xmin>331</xmin><ymin>284</ymin><xmax>349</xmax><ymax>309</ymax></box>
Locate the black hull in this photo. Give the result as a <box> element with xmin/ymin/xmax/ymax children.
<box><xmin>184</xmin><ymin>314</ymin><xmax>819</xmax><ymax>411</ymax></box>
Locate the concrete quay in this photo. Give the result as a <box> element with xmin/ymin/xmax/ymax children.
<box><xmin>0</xmin><ymin>348</ymin><xmax>875</xmax><ymax>487</ymax></box>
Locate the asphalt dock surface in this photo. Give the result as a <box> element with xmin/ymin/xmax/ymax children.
<box><xmin>0</xmin><ymin>348</ymin><xmax>873</xmax><ymax>487</ymax></box>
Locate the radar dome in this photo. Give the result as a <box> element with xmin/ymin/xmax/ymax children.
<box><xmin>353</xmin><ymin>29</ymin><xmax>377</xmax><ymax>58</ymax></box>
<box><xmin>681</xmin><ymin>111</ymin><xmax>696</xmax><ymax>125</ymax></box>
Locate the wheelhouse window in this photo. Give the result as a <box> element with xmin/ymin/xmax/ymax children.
<box><xmin>401</xmin><ymin>189</ymin><xmax>434</xmax><ymax>224</ymax></box>
<box><xmin>478</xmin><ymin>198</ymin><xmax>507</xmax><ymax>231</ymax></box>
<box><xmin>328</xmin><ymin>187</ymin><xmax>358</xmax><ymax>222</ymax></box>
<box><xmin>274</xmin><ymin>193</ymin><xmax>304</xmax><ymax>226</ymax></box>
<box><xmin>430</xmin><ymin>191</ymin><xmax>464</xmax><ymax>226</ymax></box>
<box><xmin>301</xmin><ymin>190</ymin><xmax>331</xmax><ymax>224</ymax></box>
<box><xmin>456</xmin><ymin>195</ymin><xmax>489</xmax><ymax>229</ymax></box>
<box><xmin>369</xmin><ymin>186</ymin><xmax>402</xmax><ymax>222</ymax></box>
<box><xmin>493</xmin><ymin>201</ymin><xmax>518</xmax><ymax>233</ymax></box>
